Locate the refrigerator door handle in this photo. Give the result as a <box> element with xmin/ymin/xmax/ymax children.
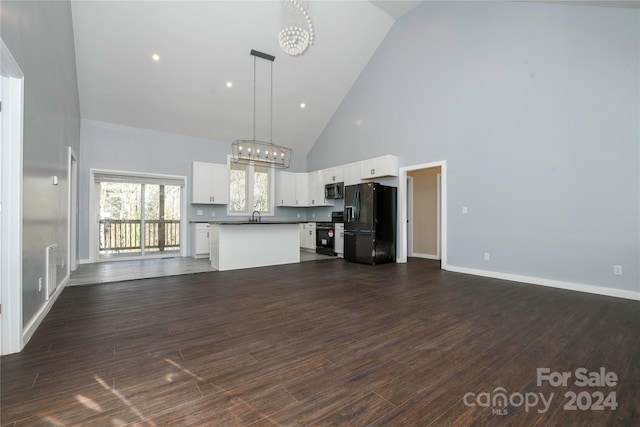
<box><xmin>355</xmin><ymin>190</ymin><xmax>360</xmax><ymax>223</ymax></box>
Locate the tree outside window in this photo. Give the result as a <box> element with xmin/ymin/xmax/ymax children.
<box><xmin>228</xmin><ymin>161</ymin><xmax>273</xmax><ymax>215</ymax></box>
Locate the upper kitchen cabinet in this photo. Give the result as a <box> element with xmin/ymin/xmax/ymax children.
<box><xmin>295</xmin><ymin>173</ymin><xmax>309</xmax><ymax>207</ymax></box>
<box><xmin>191</xmin><ymin>161</ymin><xmax>229</xmax><ymax>204</ymax></box>
<box><xmin>276</xmin><ymin>171</ymin><xmax>297</xmax><ymax>206</ymax></box>
<box><xmin>276</xmin><ymin>171</ymin><xmax>309</xmax><ymax>207</ymax></box>
<box><xmin>308</xmin><ymin>170</ymin><xmax>333</xmax><ymax>207</ymax></box>
<box><xmin>323</xmin><ymin>166</ymin><xmax>344</xmax><ymax>184</ymax></box>
<box><xmin>344</xmin><ymin>162</ymin><xmax>363</xmax><ymax>186</ymax></box>
<box><xmin>360</xmin><ymin>155</ymin><xmax>398</xmax><ymax>179</ymax></box>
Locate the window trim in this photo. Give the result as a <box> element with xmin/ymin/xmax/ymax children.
<box><xmin>226</xmin><ymin>155</ymin><xmax>275</xmax><ymax>217</ymax></box>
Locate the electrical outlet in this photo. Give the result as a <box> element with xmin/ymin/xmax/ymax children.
<box><xmin>297</xmin><ymin>213</ymin><xmax>300</xmax><ymax>218</ymax></box>
<box><xmin>197</xmin><ymin>209</ymin><xmax>203</xmax><ymax>216</ymax></box>
<box><xmin>38</xmin><ymin>277</ymin><xmax>43</xmax><ymax>292</ymax></box>
<box><xmin>613</xmin><ymin>265</ymin><xmax>623</xmax><ymax>276</ymax></box>
<box><xmin>211</xmin><ymin>211</ymin><xmax>216</xmax><ymax>217</ymax></box>
<box><xmin>484</xmin><ymin>252</ymin><xmax>491</xmax><ymax>261</ymax></box>
<box><xmin>61</xmin><ymin>258</ymin><xmax>65</xmax><ymax>269</ymax></box>
<box><xmin>462</xmin><ymin>206</ymin><xmax>468</xmax><ymax>214</ymax></box>
<box><xmin>312</xmin><ymin>213</ymin><xmax>315</xmax><ymax>218</ymax></box>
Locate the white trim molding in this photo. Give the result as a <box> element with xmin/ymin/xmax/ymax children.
<box><xmin>1</xmin><ymin>38</ymin><xmax>24</xmax><ymax>355</ymax></box>
<box><xmin>446</xmin><ymin>265</ymin><xmax>640</xmax><ymax>301</ymax></box>
<box><xmin>23</xmin><ymin>275</ymin><xmax>68</xmax><ymax>344</ymax></box>
<box><xmin>398</xmin><ymin>160</ymin><xmax>447</xmax><ymax>269</ymax></box>
<box><xmin>412</xmin><ymin>253</ymin><xmax>440</xmax><ymax>260</ymax></box>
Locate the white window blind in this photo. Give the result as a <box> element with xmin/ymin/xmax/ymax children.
<box><xmin>92</xmin><ymin>169</ymin><xmax>185</xmax><ymax>187</ymax></box>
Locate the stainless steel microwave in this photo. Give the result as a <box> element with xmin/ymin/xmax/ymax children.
<box><xmin>325</xmin><ymin>182</ymin><xmax>344</xmax><ymax>199</ymax></box>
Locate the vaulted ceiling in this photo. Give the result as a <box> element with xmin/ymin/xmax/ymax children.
<box><xmin>71</xmin><ymin>1</ymin><xmax>423</xmax><ymax>156</ymax></box>
<box><xmin>70</xmin><ymin>1</ymin><xmax>638</xmax><ymax>156</ymax></box>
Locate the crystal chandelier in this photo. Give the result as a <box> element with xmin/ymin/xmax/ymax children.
<box><xmin>232</xmin><ymin>50</ymin><xmax>292</xmax><ymax>169</ymax></box>
<box><xmin>278</xmin><ymin>0</ymin><xmax>314</xmax><ymax>56</ymax></box>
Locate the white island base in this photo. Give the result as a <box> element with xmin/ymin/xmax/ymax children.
<box><xmin>209</xmin><ymin>223</ymin><xmax>301</xmax><ymax>271</ymax></box>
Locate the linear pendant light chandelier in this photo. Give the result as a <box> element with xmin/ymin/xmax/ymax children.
<box><xmin>232</xmin><ymin>50</ymin><xmax>292</xmax><ymax>169</ymax></box>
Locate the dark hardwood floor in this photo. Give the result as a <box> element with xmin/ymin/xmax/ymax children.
<box><xmin>2</xmin><ymin>258</ymin><xmax>639</xmax><ymax>426</ymax></box>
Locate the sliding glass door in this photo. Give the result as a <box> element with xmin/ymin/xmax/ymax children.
<box><xmin>94</xmin><ymin>171</ymin><xmax>184</xmax><ymax>260</ymax></box>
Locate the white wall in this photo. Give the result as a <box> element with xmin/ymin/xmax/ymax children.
<box><xmin>1</xmin><ymin>0</ymin><xmax>81</xmax><ymax>328</ymax></box>
<box><xmin>307</xmin><ymin>2</ymin><xmax>639</xmax><ymax>296</ymax></box>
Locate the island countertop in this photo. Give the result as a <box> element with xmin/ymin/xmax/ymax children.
<box><xmin>209</xmin><ymin>220</ymin><xmax>305</xmax><ymax>225</ymax></box>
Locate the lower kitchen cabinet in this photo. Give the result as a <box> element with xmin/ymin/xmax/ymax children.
<box><xmin>191</xmin><ymin>223</ymin><xmax>210</xmax><ymax>258</ymax></box>
<box><xmin>300</xmin><ymin>222</ymin><xmax>316</xmax><ymax>250</ymax></box>
<box><xmin>334</xmin><ymin>222</ymin><xmax>344</xmax><ymax>257</ymax></box>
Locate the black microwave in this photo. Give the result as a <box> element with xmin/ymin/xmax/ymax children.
<box><xmin>325</xmin><ymin>182</ymin><xmax>344</xmax><ymax>199</ymax></box>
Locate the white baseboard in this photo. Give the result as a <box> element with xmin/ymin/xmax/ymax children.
<box><xmin>411</xmin><ymin>253</ymin><xmax>440</xmax><ymax>260</ymax></box>
<box><xmin>445</xmin><ymin>265</ymin><xmax>640</xmax><ymax>301</ymax></box>
<box><xmin>23</xmin><ymin>274</ymin><xmax>68</xmax><ymax>346</ymax></box>
<box><xmin>79</xmin><ymin>258</ymin><xmax>92</xmax><ymax>264</ymax></box>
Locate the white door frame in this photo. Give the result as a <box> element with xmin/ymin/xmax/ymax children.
<box><xmin>436</xmin><ymin>173</ymin><xmax>442</xmax><ymax>259</ymax></box>
<box><xmin>89</xmin><ymin>169</ymin><xmax>188</xmax><ymax>262</ymax></box>
<box><xmin>398</xmin><ymin>160</ymin><xmax>447</xmax><ymax>269</ymax></box>
<box><xmin>1</xmin><ymin>38</ymin><xmax>24</xmax><ymax>355</ymax></box>
<box><xmin>68</xmin><ymin>147</ymin><xmax>78</xmax><ymax>272</ymax></box>
<box><xmin>406</xmin><ymin>176</ymin><xmax>414</xmax><ymax>257</ymax></box>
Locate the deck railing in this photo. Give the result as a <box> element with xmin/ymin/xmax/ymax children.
<box><xmin>99</xmin><ymin>219</ymin><xmax>180</xmax><ymax>253</ymax></box>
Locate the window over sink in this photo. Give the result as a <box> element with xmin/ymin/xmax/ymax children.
<box><xmin>228</xmin><ymin>159</ymin><xmax>274</xmax><ymax>216</ymax></box>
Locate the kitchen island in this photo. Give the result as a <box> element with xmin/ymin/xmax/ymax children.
<box><xmin>209</xmin><ymin>222</ymin><xmax>300</xmax><ymax>271</ymax></box>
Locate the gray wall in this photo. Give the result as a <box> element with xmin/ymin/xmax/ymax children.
<box><xmin>78</xmin><ymin>119</ymin><xmax>308</xmax><ymax>260</ymax></box>
<box><xmin>1</xmin><ymin>1</ymin><xmax>81</xmax><ymax>326</ymax></box>
<box><xmin>307</xmin><ymin>1</ymin><xmax>639</xmax><ymax>294</ymax></box>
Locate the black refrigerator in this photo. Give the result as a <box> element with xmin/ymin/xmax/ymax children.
<box><xmin>343</xmin><ymin>182</ymin><xmax>397</xmax><ymax>265</ymax></box>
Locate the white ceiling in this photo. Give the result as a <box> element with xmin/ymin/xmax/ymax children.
<box><xmin>71</xmin><ymin>1</ymin><xmax>638</xmax><ymax>157</ymax></box>
<box><xmin>71</xmin><ymin>1</ymin><xmax>408</xmax><ymax>156</ymax></box>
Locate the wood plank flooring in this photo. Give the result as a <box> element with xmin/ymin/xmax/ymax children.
<box><xmin>68</xmin><ymin>253</ymin><xmax>335</xmax><ymax>286</ymax></box>
<box><xmin>2</xmin><ymin>258</ymin><xmax>639</xmax><ymax>426</ymax></box>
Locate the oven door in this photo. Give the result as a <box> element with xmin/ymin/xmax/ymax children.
<box><xmin>316</xmin><ymin>225</ymin><xmax>335</xmax><ymax>256</ymax></box>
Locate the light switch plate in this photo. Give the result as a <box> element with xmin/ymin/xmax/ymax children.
<box><xmin>197</xmin><ymin>210</ymin><xmax>203</xmax><ymax>216</ymax></box>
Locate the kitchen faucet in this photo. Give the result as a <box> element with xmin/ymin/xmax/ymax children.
<box><xmin>251</xmin><ymin>210</ymin><xmax>261</xmax><ymax>223</ymax></box>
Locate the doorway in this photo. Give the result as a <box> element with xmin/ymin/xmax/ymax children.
<box><xmin>68</xmin><ymin>148</ymin><xmax>78</xmax><ymax>272</ymax></box>
<box><xmin>398</xmin><ymin>161</ymin><xmax>447</xmax><ymax>268</ymax></box>
<box><xmin>90</xmin><ymin>170</ymin><xmax>186</xmax><ymax>262</ymax></box>
<box><xmin>407</xmin><ymin>167</ymin><xmax>441</xmax><ymax>259</ymax></box>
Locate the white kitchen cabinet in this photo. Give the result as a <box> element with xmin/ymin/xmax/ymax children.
<box><xmin>191</xmin><ymin>223</ymin><xmax>210</xmax><ymax>258</ymax></box>
<box><xmin>295</xmin><ymin>173</ymin><xmax>309</xmax><ymax>207</ymax></box>
<box><xmin>360</xmin><ymin>155</ymin><xmax>398</xmax><ymax>179</ymax></box>
<box><xmin>344</xmin><ymin>162</ymin><xmax>363</xmax><ymax>186</ymax></box>
<box><xmin>192</xmin><ymin>161</ymin><xmax>229</xmax><ymax>204</ymax></box>
<box><xmin>334</xmin><ymin>222</ymin><xmax>344</xmax><ymax>257</ymax></box>
<box><xmin>276</xmin><ymin>172</ymin><xmax>309</xmax><ymax>207</ymax></box>
<box><xmin>276</xmin><ymin>171</ymin><xmax>297</xmax><ymax>207</ymax></box>
<box><xmin>308</xmin><ymin>170</ymin><xmax>333</xmax><ymax>206</ymax></box>
<box><xmin>300</xmin><ymin>222</ymin><xmax>316</xmax><ymax>250</ymax></box>
<box><xmin>323</xmin><ymin>166</ymin><xmax>344</xmax><ymax>184</ymax></box>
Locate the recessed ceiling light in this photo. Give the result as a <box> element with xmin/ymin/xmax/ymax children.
<box><xmin>226</xmin><ymin>81</ymin><xmax>233</xmax><ymax>88</ymax></box>
<box><xmin>300</xmin><ymin>103</ymin><xmax>306</xmax><ymax>109</ymax></box>
<box><xmin>152</xmin><ymin>54</ymin><xmax>160</xmax><ymax>61</ymax></box>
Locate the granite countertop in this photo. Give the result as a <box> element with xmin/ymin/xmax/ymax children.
<box><xmin>209</xmin><ymin>221</ymin><xmax>304</xmax><ymax>225</ymax></box>
<box><xmin>189</xmin><ymin>220</ymin><xmax>307</xmax><ymax>225</ymax></box>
